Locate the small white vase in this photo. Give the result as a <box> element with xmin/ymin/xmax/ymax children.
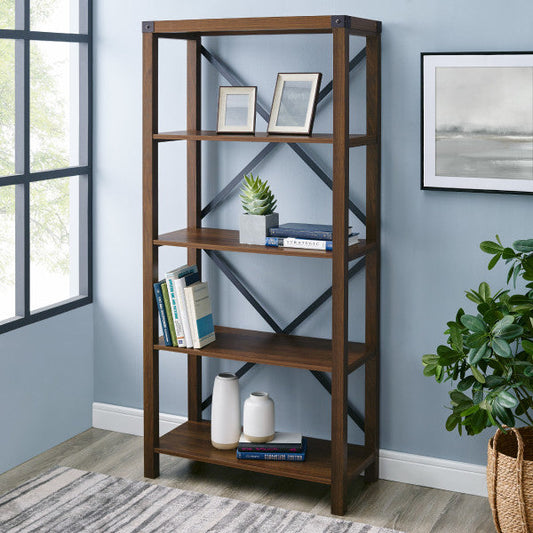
<box><xmin>243</xmin><ymin>392</ymin><xmax>275</xmax><ymax>443</ymax></box>
<box><xmin>211</xmin><ymin>373</ymin><xmax>241</xmax><ymax>450</ymax></box>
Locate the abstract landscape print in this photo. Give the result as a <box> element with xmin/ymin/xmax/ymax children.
<box><xmin>422</xmin><ymin>53</ymin><xmax>533</xmax><ymax>193</ymax></box>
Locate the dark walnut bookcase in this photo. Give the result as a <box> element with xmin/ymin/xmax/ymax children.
<box><xmin>142</xmin><ymin>15</ymin><xmax>381</xmax><ymax>516</ymax></box>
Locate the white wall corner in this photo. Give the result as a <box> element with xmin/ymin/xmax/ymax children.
<box><xmin>92</xmin><ymin>402</ymin><xmax>488</xmax><ymax>498</ymax></box>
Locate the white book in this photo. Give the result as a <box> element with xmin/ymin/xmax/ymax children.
<box><xmin>174</xmin><ymin>270</ymin><xmax>200</xmax><ymax>348</ymax></box>
<box><xmin>165</xmin><ymin>264</ymin><xmax>197</xmax><ymax>348</ymax></box>
<box><xmin>184</xmin><ymin>282</ymin><xmax>216</xmax><ymax>349</ymax></box>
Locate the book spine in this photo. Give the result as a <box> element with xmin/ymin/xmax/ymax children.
<box><xmin>176</xmin><ymin>279</ymin><xmax>194</xmax><ymax>348</ymax></box>
<box><xmin>236</xmin><ymin>450</ymin><xmax>305</xmax><ymax>461</ymax></box>
<box><xmin>166</xmin><ymin>277</ymin><xmax>186</xmax><ymax>347</ymax></box>
<box><xmin>153</xmin><ymin>282</ymin><xmax>172</xmax><ymax>346</ymax></box>
<box><xmin>265</xmin><ymin>236</ymin><xmax>358</xmax><ymax>250</ymax></box>
<box><xmin>184</xmin><ymin>286</ymin><xmax>200</xmax><ymax>349</ymax></box>
<box><xmin>161</xmin><ymin>282</ymin><xmax>177</xmax><ymax>346</ymax></box>
<box><xmin>268</xmin><ymin>228</ymin><xmax>333</xmax><ymax>240</ymax></box>
<box><xmin>237</xmin><ymin>445</ymin><xmax>303</xmax><ymax>453</ymax></box>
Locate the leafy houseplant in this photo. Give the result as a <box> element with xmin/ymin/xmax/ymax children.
<box><xmin>422</xmin><ymin>236</ymin><xmax>533</xmax><ymax>436</ymax></box>
<box><xmin>239</xmin><ymin>174</ymin><xmax>279</xmax><ymax>245</ymax></box>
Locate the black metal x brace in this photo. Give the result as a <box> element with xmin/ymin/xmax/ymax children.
<box><xmin>196</xmin><ymin>44</ymin><xmax>369</xmax><ymax>433</ymax></box>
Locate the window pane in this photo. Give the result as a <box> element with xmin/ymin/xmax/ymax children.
<box><xmin>0</xmin><ymin>186</ymin><xmax>16</xmax><ymax>321</ymax></box>
<box><xmin>30</xmin><ymin>41</ymin><xmax>81</xmax><ymax>172</ymax></box>
<box><xmin>0</xmin><ymin>39</ymin><xmax>16</xmax><ymax>176</ymax></box>
<box><xmin>0</xmin><ymin>0</ymin><xmax>15</xmax><ymax>29</ymax></box>
<box><xmin>30</xmin><ymin>176</ymin><xmax>80</xmax><ymax>311</ymax></box>
<box><xmin>30</xmin><ymin>0</ymin><xmax>80</xmax><ymax>33</ymax></box>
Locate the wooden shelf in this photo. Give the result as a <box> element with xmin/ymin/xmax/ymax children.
<box><xmin>149</xmin><ymin>16</ymin><xmax>381</xmax><ymax>37</ymax></box>
<box><xmin>156</xmin><ymin>326</ymin><xmax>372</xmax><ymax>374</ymax></box>
<box><xmin>154</xmin><ymin>130</ymin><xmax>376</xmax><ymax>147</ymax></box>
<box><xmin>156</xmin><ymin>421</ymin><xmax>375</xmax><ymax>485</ymax></box>
<box><xmin>155</xmin><ymin>227</ymin><xmax>375</xmax><ymax>261</ymax></box>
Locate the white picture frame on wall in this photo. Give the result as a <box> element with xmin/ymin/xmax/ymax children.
<box><xmin>421</xmin><ymin>52</ymin><xmax>533</xmax><ymax>194</ymax></box>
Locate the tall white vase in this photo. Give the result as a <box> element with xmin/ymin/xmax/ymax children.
<box><xmin>243</xmin><ymin>392</ymin><xmax>275</xmax><ymax>443</ymax></box>
<box><xmin>211</xmin><ymin>372</ymin><xmax>241</xmax><ymax>450</ymax></box>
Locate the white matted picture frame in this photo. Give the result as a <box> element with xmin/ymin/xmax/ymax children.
<box><xmin>421</xmin><ymin>52</ymin><xmax>533</xmax><ymax>194</ymax></box>
<box><xmin>267</xmin><ymin>73</ymin><xmax>322</xmax><ymax>135</ymax></box>
<box><xmin>217</xmin><ymin>86</ymin><xmax>257</xmax><ymax>134</ymax></box>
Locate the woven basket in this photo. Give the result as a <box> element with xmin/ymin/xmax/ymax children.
<box><xmin>487</xmin><ymin>426</ymin><xmax>533</xmax><ymax>533</ymax></box>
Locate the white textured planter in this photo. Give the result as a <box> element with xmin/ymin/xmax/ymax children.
<box><xmin>239</xmin><ymin>213</ymin><xmax>279</xmax><ymax>245</ymax></box>
<box><xmin>243</xmin><ymin>392</ymin><xmax>275</xmax><ymax>443</ymax></box>
<box><xmin>211</xmin><ymin>373</ymin><xmax>241</xmax><ymax>450</ymax></box>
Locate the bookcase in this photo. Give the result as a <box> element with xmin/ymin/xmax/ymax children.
<box><xmin>142</xmin><ymin>15</ymin><xmax>381</xmax><ymax>516</ymax></box>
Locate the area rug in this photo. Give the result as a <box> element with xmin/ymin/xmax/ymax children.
<box><xmin>0</xmin><ymin>466</ymin><xmax>402</xmax><ymax>532</ymax></box>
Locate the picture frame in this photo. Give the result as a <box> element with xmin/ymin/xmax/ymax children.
<box><xmin>267</xmin><ymin>73</ymin><xmax>322</xmax><ymax>135</ymax></box>
<box><xmin>217</xmin><ymin>86</ymin><xmax>257</xmax><ymax>134</ymax></box>
<box><xmin>421</xmin><ymin>52</ymin><xmax>533</xmax><ymax>194</ymax></box>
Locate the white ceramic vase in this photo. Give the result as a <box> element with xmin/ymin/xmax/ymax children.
<box><xmin>211</xmin><ymin>372</ymin><xmax>241</xmax><ymax>450</ymax></box>
<box><xmin>243</xmin><ymin>392</ymin><xmax>275</xmax><ymax>443</ymax></box>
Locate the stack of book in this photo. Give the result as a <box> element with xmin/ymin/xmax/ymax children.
<box><xmin>153</xmin><ymin>264</ymin><xmax>216</xmax><ymax>349</ymax></box>
<box><xmin>265</xmin><ymin>223</ymin><xmax>359</xmax><ymax>251</ymax></box>
<box><xmin>236</xmin><ymin>432</ymin><xmax>306</xmax><ymax>461</ymax></box>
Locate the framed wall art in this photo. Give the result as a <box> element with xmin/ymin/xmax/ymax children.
<box><xmin>267</xmin><ymin>73</ymin><xmax>322</xmax><ymax>135</ymax></box>
<box><xmin>217</xmin><ymin>86</ymin><xmax>257</xmax><ymax>134</ymax></box>
<box><xmin>421</xmin><ymin>52</ymin><xmax>533</xmax><ymax>194</ymax></box>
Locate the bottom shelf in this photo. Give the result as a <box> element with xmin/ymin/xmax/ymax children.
<box><xmin>156</xmin><ymin>421</ymin><xmax>375</xmax><ymax>485</ymax></box>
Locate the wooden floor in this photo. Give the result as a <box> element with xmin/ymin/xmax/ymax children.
<box><xmin>0</xmin><ymin>428</ymin><xmax>495</xmax><ymax>532</ymax></box>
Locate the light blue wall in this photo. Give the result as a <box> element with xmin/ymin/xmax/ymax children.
<box><xmin>94</xmin><ymin>0</ymin><xmax>533</xmax><ymax>466</ymax></box>
<box><xmin>0</xmin><ymin>307</ymin><xmax>93</xmax><ymax>473</ymax></box>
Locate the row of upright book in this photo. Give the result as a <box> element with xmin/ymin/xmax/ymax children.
<box><xmin>153</xmin><ymin>264</ymin><xmax>216</xmax><ymax>349</ymax></box>
<box><xmin>265</xmin><ymin>223</ymin><xmax>359</xmax><ymax>251</ymax></box>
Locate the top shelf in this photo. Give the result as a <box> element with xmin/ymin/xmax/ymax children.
<box><xmin>154</xmin><ymin>131</ymin><xmax>376</xmax><ymax>147</ymax></box>
<box><xmin>143</xmin><ymin>15</ymin><xmax>381</xmax><ymax>37</ymax></box>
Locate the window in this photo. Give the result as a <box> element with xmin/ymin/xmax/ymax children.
<box><xmin>0</xmin><ymin>0</ymin><xmax>92</xmax><ymax>332</ymax></box>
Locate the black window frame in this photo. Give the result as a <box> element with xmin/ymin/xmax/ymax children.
<box><xmin>0</xmin><ymin>0</ymin><xmax>93</xmax><ymax>334</ymax></box>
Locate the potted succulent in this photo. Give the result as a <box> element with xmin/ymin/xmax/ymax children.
<box><xmin>239</xmin><ymin>173</ymin><xmax>278</xmax><ymax>245</ymax></box>
<box><xmin>422</xmin><ymin>236</ymin><xmax>533</xmax><ymax>532</ymax></box>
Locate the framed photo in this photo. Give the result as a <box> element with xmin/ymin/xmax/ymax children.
<box><xmin>421</xmin><ymin>53</ymin><xmax>533</xmax><ymax>194</ymax></box>
<box><xmin>267</xmin><ymin>73</ymin><xmax>322</xmax><ymax>135</ymax></box>
<box><xmin>217</xmin><ymin>86</ymin><xmax>257</xmax><ymax>134</ymax></box>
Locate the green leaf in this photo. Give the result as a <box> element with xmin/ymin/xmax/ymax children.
<box><xmin>499</xmin><ymin>324</ymin><xmax>524</xmax><ymax>340</ymax></box>
<box><xmin>422</xmin><ymin>354</ymin><xmax>438</xmax><ymax>365</ymax></box>
<box><xmin>502</xmin><ymin>247</ymin><xmax>516</xmax><ymax>260</ymax></box>
<box><xmin>492</xmin><ymin>337</ymin><xmax>512</xmax><ymax>358</ymax></box>
<box><xmin>522</xmin><ymin>339</ymin><xmax>533</xmax><ymax>356</ymax></box>
<box><xmin>493</xmin><ymin>402</ymin><xmax>515</xmax><ymax>427</ymax></box>
<box><xmin>461</xmin><ymin>404</ymin><xmax>480</xmax><ymax>417</ymax></box>
<box><xmin>488</xmin><ymin>253</ymin><xmax>501</xmax><ymax>270</ymax></box>
<box><xmin>497</xmin><ymin>390</ymin><xmax>519</xmax><ymax>409</ymax></box>
<box><xmin>457</xmin><ymin>376</ymin><xmax>476</xmax><ymax>392</ymax></box>
<box><xmin>492</xmin><ymin>315</ymin><xmax>514</xmax><ymax>334</ymax></box>
<box><xmin>513</xmin><ymin>239</ymin><xmax>533</xmax><ymax>252</ymax></box>
<box><xmin>449</xmin><ymin>324</ymin><xmax>463</xmax><ymax>351</ymax></box>
<box><xmin>478</xmin><ymin>282</ymin><xmax>491</xmax><ymax>301</ymax></box>
<box><xmin>465</xmin><ymin>332</ymin><xmax>488</xmax><ymax>349</ymax></box>
<box><xmin>460</xmin><ymin>315</ymin><xmax>487</xmax><ymax>333</ymax></box>
<box><xmin>446</xmin><ymin>413</ymin><xmax>460</xmax><ymax>432</ymax></box>
<box><xmin>450</xmin><ymin>390</ymin><xmax>472</xmax><ymax>406</ymax></box>
<box><xmin>471</xmin><ymin>366</ymin><xmax>486</xmax><ymax>383</ymax></box>
<box><xmin>480</xmin><ymin>241</ymin><xmax>503</xmax><ymax>254</ymax></box>
<box><xmin>423</xmin><ymin>364</ymin><xmax>437</xmax><ymax>377</ymax></box>
<box><xmin>468</xmin><ymin>343</ymin><xmax>488</xmax><ymax>365</ymax></box>
<box><xmin>485</xmin><ymin>375</ymin><xmax>506</xmax><ymax>388</ymax></box>
<box><xmin>524</xmin><ymin>366</ymin><xmax>533</xmax><ymax>378</ymax></box>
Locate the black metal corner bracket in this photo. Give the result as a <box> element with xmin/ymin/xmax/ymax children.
<box><xmin>331</xmin><ymin>15</ymin><xmax>351</xmax><ymax>28</ymax></box>
<box><xmin>142</xmin><ymin>21</ymin><xmax>154</xmax><ymax>33</ymax></box>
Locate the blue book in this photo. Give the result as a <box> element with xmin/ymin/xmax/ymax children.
<box><xmin>268</xmin><ymin>223</ymin><xmax>352</xmax><ymax>240</ymax></box>
<box><xmin>153</xmin><ymin>281</ymin><xmax>172</xmax><ymax>346</ymax></box>
<box><xmin>236</xmin><ymin>438</ymin><xmax>307</xmax><ymax>461</ymax></box>
<box><xmin>266</xmin><ymin>234</ymin><xmax>359</xmax><ymax>251</ymax></box>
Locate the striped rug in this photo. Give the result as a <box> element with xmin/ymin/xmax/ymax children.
<box><xmin>0</xmin><ymin>467</ymin><xmax>402</xmax><ymax>532</ymax></box>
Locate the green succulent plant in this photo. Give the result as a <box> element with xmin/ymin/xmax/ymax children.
<box><xmin>422</xmin><ymin>236</ymin><xmax>533</xmax><ymax>436</ymax></box>
<box><xmin>240</xmin><ymin>174</ymin><xmax>277</xmax><ymax>216</ymax></box>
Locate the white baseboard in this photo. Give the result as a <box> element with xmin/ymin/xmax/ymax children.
<box><xmin>92</xmin><ymin>402</ymin><xmax>186</xmax><ymax>437</ymax></box>
<box><xmin>92</xmin><ymin>402</ymin><xmax>487</xmax><ymax>498</ymax></box>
